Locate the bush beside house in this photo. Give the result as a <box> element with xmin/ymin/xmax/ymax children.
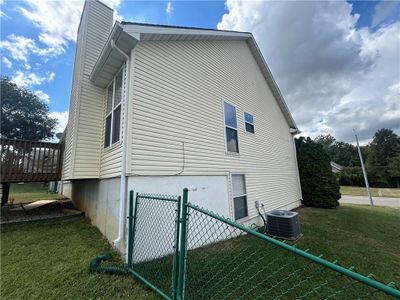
<box><xmin>296</xmin><ymin>137</ymin><xmax>341</xmax><ymax>208</ymax></box>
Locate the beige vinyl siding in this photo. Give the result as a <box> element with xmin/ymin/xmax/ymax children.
<box><xmin>129</xmin><ymin>40</ymin><xmax>301</xmax><ymax>218</ymax></box>
<box><xmin>62</xmin><ymin>4</ymin><xmax>88</xmax><ymax>180</ymax></box>
<box><xmin>62</xmin><ymin>1</ymin><xmax>113</xmax><ymax>180</ymax></box>
<box><xmin>99</xmin><ymin>65</ymin><xmax>128</xmax><ymax>178</ymax></box>
<box><xmin>100</xmin><ymin>145</ymin><xmax>122</xmax><ymax>177</ymax></box>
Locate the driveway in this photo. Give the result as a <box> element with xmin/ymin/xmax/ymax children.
<box><xmin>340</xmin><ymin>195</ymin><xmax>400</xmax><ymax>208</ymax></box>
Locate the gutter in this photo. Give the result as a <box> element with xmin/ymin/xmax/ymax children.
<box><xmin>111</xmin><ymin>39</ymin><xmax>130</xmax><ymax>247</ymax></box>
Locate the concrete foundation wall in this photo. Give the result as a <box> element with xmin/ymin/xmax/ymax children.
<box><xmin>61</xmin><ymin>181</ymin><xmax>73</xmax><ymax>198</ymax></box>
<box><xmin>127</xmin><ymin>175</ymin><xmax>229</xmax><ymax>262</ymax></box>
<box><xmin>66</xmin><ymin>175</ymin><xmax>300</xmax><ymax>262</ymax></box>
<box><xmin>69</xmin><ymin>178</ymin><xmax>124</xmax><ymax>253</ymax></box>
<box><xmin>128</xmin><ymin>175</ymin><xmax>230</xmax><ymax>216</ymax></box>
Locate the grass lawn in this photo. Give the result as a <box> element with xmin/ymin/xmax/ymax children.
<box><xmin>1</xmin><ymin>205</ymin><xmax>399</xmax><ymax>299</ymax></box>
<box><xmin>9</xmin><ymin>182</ymin><xmax>67</xmax><ymax>204</ymax></box>
<box><xmin>1</xmin><ymin>218</ymin><xmax>157</xmax><ymax>300</ymax></box>
<box><xmin>340</xmin><ymin>185</ymin><xmax>400</xmax><ymax>198</ymax></box>
<box><xmin>134</xmin><ymin>204</ymin><xmax>400</xmax><ymax>299</ymax></box>
<box><xmin>296</xmin><ymin>204</ymin><xmax>400</xmax><ymax>283</ymax></box>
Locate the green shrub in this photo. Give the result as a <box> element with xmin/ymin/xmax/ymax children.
<box><xmin>295</xmin><ymin>137</ymin><xmax>341</xmax><ymax>208</ymax></box>
<box><xmin>338</xmin><ymin>167</ymin><xmax>364</xmax><ymax>186</ymax></box>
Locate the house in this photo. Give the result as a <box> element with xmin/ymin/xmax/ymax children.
<box><xmin>61</xmin><ymin>0</ymin><xmax>302</xmax><ymax>254</ymax></box>
<box><xmin>330</xmin><ymin>161</ymin><xmax>343</xmax><ymax>174</ymax></box>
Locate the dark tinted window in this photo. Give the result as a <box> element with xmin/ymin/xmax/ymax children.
<box><xmin>106</xmin><ymin>83</ymin><xmax>113</xmax><ymax>114</ymax></box>
<box><xmin>245</xmin><ymin>123</ymin><xmax>255</xmax><ymax>133</ymax></box>
<box><xmin>226</xmin><ymin>127</ymin><xmax>239</xmax><ymax>153</ymax></box>
<box><xmin>244</xmin><ymin>112</ymin><xmax>254</xmax><ymax>133</ymax></box>
<box><xmin>114</xmin><ymin>71</ymin><xmax>123</xmax><ymax>106</ymax></box>
<box><xmin>224</xmin><ymin>102</ymin><xmax>237</xmax><ymax>128</ymax></box>
<box><xmin>244</xmin><ymin>112</ymin><xmax>253</xmax><ymax>124</ymax></box>
<box><xmin>234</xmin><ymin>196</ymin><xmax>248</xmax><ymax>220</ymax></box>
<box><xmin>104</xmin><ymin>115</ymin><xmax>111</xmax><ymax>148</ymax></box>
<box><xmin>112</xmin><ymin>105</ymin><xmax>121</xmax><ymax>144</ymax></box>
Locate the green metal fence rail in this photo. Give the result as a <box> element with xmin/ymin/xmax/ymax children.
<box><xmin>91</xmin><ymin>189</ymin><xmax>400</xmax><ymax>300</ymax></box>
<box><xmin>184</xmin><ymin>203</ymin><xmax>399</xmax><ymax>299</ymax></box>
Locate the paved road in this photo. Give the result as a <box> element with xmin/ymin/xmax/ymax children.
<box><xmin>340</xmin><ymin>195</ymin><xmax>400</xmax><ymax>208</ymax></box>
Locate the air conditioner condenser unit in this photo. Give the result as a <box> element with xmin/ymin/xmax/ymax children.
<box><xmin>266</xmin><ymin>210</ymin><xmax>301</xmax><ymax>240</ymax></box>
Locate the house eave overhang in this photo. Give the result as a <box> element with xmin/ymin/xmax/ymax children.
<box><xmin>90</xmin><ymin>22</ymin><xmax>139</xmax><ymax>87</ymax></box>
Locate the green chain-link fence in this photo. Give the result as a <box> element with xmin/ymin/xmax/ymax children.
<box><xmin>95</xmin><ymin>189</ymin><xmax>400</xmax><ymax>299</ymax></box>
<box><xmin>127</xmin><ymin>192</ymin><xmax>182</xmax><ymax>299</ymax></box>
<box><xmin>184</xmin><ymin>203</ymin><xmax>399</xmax><ymax>299</ymax></box>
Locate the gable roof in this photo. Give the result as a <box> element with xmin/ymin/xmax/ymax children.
<box><xmin>90</xmin><ymin>22</ymin><xmax>298</xmax><ymax>131</ymax></box>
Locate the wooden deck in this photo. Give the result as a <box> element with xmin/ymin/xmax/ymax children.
<box><xmin>1</xmin><ymin>138</ymin><xmax>64</xmax><ymax>183</ymax></box>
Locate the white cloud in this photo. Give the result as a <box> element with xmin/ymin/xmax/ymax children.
<box><xmin>18</xmin><ymin>0</ymin><xmax>122</xmax><ymax>55</ymax></box>
<box><xmin>0</xmin><ymin>0</ymin><xmax>6</xmax><ymax>17</ymax></box>
<box><xmin>49</xmin><ymin>111</ymin><xmax>69</xmax><ymax>134</ymax></box>
<box><xmin>0</xmin><ymin>34</ymin><xmax>63</xmax><ymax>64</ymax></box>
<box><xmin>371</xmin><ymin>1</ymin><xmax>399</xmax><ymax>28</ymax></box>
<box><xmin>34</xmin><ymin>90</ymin><xmax>50</xmax><ymax>103</ymax></box>
<box><xmin>218</xmin><ymin>0</ymin><xmax>400</xmax><ymax>142</ymax></box>
<box><xmin>0</xmin><ymin>35</ymin><xmax>37</xmax><ymax>62</ymax></box>
<box><xmin>166</xmin><ymin>1</ymin><xmax>173</xmax><ymax>17</ymax></box>
<box><xmin>2</xmin><ymin>56</ymin><xmax>12</xmax><ymax>68</ymax></box>
<box><xmin>12</xmin><ymin>70</ymin><xmax>55</xmax><ymax>88</ymax></box>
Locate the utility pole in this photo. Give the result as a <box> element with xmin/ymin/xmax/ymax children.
<box><xmin>354</xmin><ymin>129</ymin><xmax>374</xmax><ymax>206</ymax></box>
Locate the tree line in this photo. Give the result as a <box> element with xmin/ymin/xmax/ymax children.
<box><xmin>314</xmin><ymin>129</ymin><xmax>400</xmax><ymax>188</ymax></box>
<box><xmin>294</xmin><ymin>128</ymin><xmax>399</xmax><ymax>209</ymax></box>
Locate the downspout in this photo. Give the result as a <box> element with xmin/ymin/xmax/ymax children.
<box><xmin>290</xmin><ymin>128</ymin><xmax>302</xmax><ymax>201</ymax></box>
<box><xmin>111</xmin><ymin>39</ymin><xmax>130</xmax><ymax>247</ymax></box>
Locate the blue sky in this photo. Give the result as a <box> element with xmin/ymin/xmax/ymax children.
<box><xmin>0</xmin><ymin>1</ymin><xmax>227</xmax><ymax>114</ymax></box>
<box><xmin>1</xmin><ymin>0</ymin><xmax>399</xmax><ymax>142</ymax></box>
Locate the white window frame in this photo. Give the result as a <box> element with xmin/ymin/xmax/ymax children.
<box><xmin>244</xmin><ymin>112</ymin><xmax>255</xmax><ymax>134</ymax></box>
<box><xmin>223</xmin><ymin>101</ymin><xmax>240</xmax><ymax>154</ymax></box>
<box><xmin>104</xmin><ymin>66</ymin><xmax>124</xmax><ymax>149</ymax></box>
<box><xmin>231</xmin><ymin>173</ymin><xmax>248</xmax><ymax>220</ymax></box>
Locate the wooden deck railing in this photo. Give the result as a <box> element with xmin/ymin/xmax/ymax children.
<box><xmin>0</xmin><ymin>138</ymin><xmax>64</xmax><ymax>183</ymax></box>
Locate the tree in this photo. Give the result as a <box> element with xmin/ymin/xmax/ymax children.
<box><xmin>366</xmin><ymin>129</ymin><xmax>400</xmax><ymax>187</ymax></box>
<box><xmin>296</xmin><ymin>137</ymin><xmax>341</xmax><ymax>208</ymax></box>
<box><xmin>388</xmin><ymin>154</ymin><xmax>400</xmax><ymax>188</ymax></box>
<box><xmin>338</xmin><ymin>167</ymin><xmax>364</xmax><ymax>186</ymax></box>
<box><xmin>1</xmin><ymin>76</ymin><xmax>57</xmax><ymax>206</ymax></box>
<box><xmin>314</xmin><ymin>135</ymin><xmax>361</xmax><ymax>167</ymax></box>
<box><xmin>1</xmin><ymin>76</ymin><xmax>57</xmax><ymax>140</ymax></box>
<box><xmin>314</xmin><ymin>134</ymin><xmax>336</xmax><ymax>153</ymax></box>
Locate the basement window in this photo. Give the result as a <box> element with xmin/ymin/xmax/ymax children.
<box><xmin>104</xmin><ymin>69</ymin><xmax>123</xmax><ymax>148</ymax></box>
<box><xmin>244</xmin><ymin>112</ymin><xmax>254</xmax><ymax>134</ymax></box>
<box><xmin>224</xmin><ymin>102</ymin><xmax>239</xmax><ymax>153</ymax></box>
<box><xmin>232</xmin><ymin>174</ymin><xmax>248</xmax><ymax>220</ymax></box>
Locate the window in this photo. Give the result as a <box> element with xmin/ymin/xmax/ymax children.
<box><xmin>244</xmin><ymin>112</ymin><xmax>254</xmax><ymax>133</ymax></box>
<box><xmin>104</xmin><ymin>69</ymin><xmax>123</xmax><ymax>148</ymax></box>
<box><xmin>232</xmin><ymin>174</ymin><xmax>248</xmax><ymax>220</ymax></box>
<box><xmin>224</xmin><ymin>102</ymin><xmax>239</xmax><ymax>153</ymax></box>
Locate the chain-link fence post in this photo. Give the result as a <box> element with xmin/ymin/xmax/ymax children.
<box><xmin>177</xmin><ymin>188</ymin><xmax>189</xmax><ymax>300</ymax></box>
<box><xmin>127</xmin><ymin>191</ymin><xmax>138</xmax><ymax>269</ymax></box>
<box><xmin>172</xmin><ymin>195</ymin><xmax>182</xmax><ymax>300</ymax></box>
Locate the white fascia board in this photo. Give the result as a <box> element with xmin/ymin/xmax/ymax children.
<box><xmin>123</xmin><ymin>23</ymin><xmax>252</xmax><ymax>39</ymax></box>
